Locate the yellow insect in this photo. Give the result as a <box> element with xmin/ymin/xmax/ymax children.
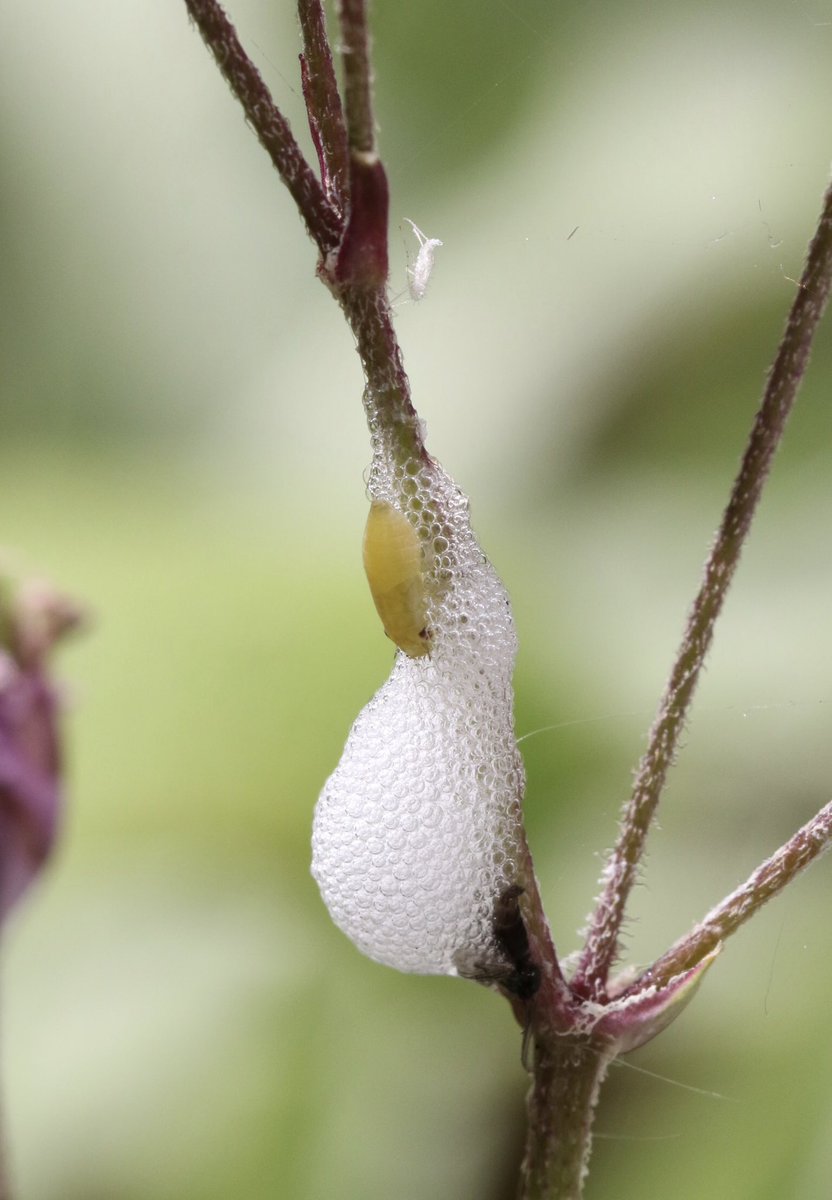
<box><xmin>363</xmin><ymin>500</ymin><xmax>431</xmax><ymax>657</ymax></box>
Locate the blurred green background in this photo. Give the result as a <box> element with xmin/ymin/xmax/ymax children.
<box><xmin>2</xmin><ymin>1</ymin><xmax>832</xmax><ymax>1197</ymax></box>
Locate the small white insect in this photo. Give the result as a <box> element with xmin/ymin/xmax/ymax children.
<box><xmin>404</xmin><ymin>218</ymin><xmax>443</xmax><ymax>301</ymax></box>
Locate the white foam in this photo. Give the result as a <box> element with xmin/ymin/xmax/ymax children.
<box><xmin>312</xmin><ymin>452</ymin><xmax>525</xmax><ymax>977</ymax></box>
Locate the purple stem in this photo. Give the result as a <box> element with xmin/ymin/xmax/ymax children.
<box><xmin>298</xmin><ymin>0</ymin><xmax>350</xmax><ymax>216</ymax></box>
<box><xmin>335</xmin><ymin>0</ymin><xmax>376</xmax><ymax>155</ymax></box>
<box><xmin>184</xmin><ymin>0</ymin><xmax>341</xmax><ymax>254</ymax></box>
<box><xmin>628</xmin><ymin>796</ymin><xmax>832</xmax><ymax>996</ymax></box>
<box><xmin>574</xmin><ymin>174</ymin><xmax>832</xmax><ymax>1000</ymax></box>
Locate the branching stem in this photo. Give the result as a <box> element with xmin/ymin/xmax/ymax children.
<box><xmin>180</xmin><ymin>8</ymin><xmax>832</xmax><ymax>1197</ymax></box>
<box><xmin>184</xmin><ymin>0</ymin><xmax>341</xmax><ymax>254</ymax></box>
<box><xmin>298</xmin><ymin>0</ymin><xmax>349</xmax><ymax>216</ymax></box>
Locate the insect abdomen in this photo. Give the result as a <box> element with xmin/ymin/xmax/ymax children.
<box><xmin>363</xmin><ymin>501</ymin><xmax>431</xmax><ymax>658</ymax></box>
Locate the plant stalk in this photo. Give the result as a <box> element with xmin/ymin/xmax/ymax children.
<box><xmin>298</xmin><ymin>0</ymin><xmax>350</xmax><ymax>215</ymax></box>
<box><xmin>574</xmin><ymin>173</ymin><xmax>832</xmax><ymax>999</ymax></box>
<box><xmin>629</xmin><ymin>795</ymin><xmax>832</xmax><ymax>995</ymax></box>
<box><xmin>518</xmin><ymin>1034</ymin><xmax>613</xmax><ymax>1200</ymax></box>
<box><xmin>184</xmin><ymin>0</ymin><xmax>341</xmax><ymax>254</ymax></box>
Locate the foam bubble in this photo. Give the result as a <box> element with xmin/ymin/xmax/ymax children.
<box><xmin>312</xmin><ymin>453</ymin><xmax>525</xmax><ymax>978</ymax></box>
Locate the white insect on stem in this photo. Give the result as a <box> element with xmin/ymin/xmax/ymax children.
<box><xmin>404</xmin><ymin>218</ymin><xmax>443</xmax><ymax>301</ymax></box>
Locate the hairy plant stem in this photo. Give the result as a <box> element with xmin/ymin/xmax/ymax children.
<box><xmin>184</xmin><ymin>0</ymin><xmax>340</xmax><ymax>254</ymax></box>
<box><xmin>629</xmin><ymin>796</ymin><xmax>832</xmax><ymax>996</ymax></box>
<box><xmin>182</xmin><ymin>1</ymin><xmax>418</xmax><ymax>452</ymax></box>
<box><xmin>298</xmin><ymin>0</ymin><xmax>349</xmax><ymax>215</ymax></box>
<box><xmin>518</xmin><ymin>1035</ymin><xmax>613</xmax><ymax>1200</ymax></box>
<box><xmin>335</xmin><ymin>0</ymin><xmax>376</xmax><ymax>155</ymax></box>
<box><xmin>340</xmin><ymin>285</ymin><xmax>424</xmax><ymax>463</ymax></box>
<box><xmin>574</xmin><ymin>174</ymin><xmax>832</xmax><ymax>1000</ymax></box>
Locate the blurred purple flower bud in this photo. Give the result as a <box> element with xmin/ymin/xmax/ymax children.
<box><xmin>0</xmin><ymin>576</ymin><xmax>82</xmax><ymax>921</ymax></box>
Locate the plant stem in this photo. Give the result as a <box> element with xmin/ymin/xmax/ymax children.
<box><xmin>627</xmin><ymin>796</ymin><xmax>832</xmax><ymax>996</ymax></box>
<box><xmin>298</xmin><ymin>0</ymin><xmax>350</xmax><ymax>216</ymax></box>
<box><xmin>518</xmin><ymin>1034</ymin><xmax>613</xmax><ymax>1200</ymax></box>
<box><xmin>335</xmin><ymin>0</ymin><xmax>376</xmax><ymax>155</ymax></box>
<box><xmin>331</xmin><ymin>0</ymin><xmax>388</xmax><ymax>291</ymax></box>
<box><xmin>184</xmin><ymin>0</ymin><xmax>341</xmax><ymax>254</ymax></box>
<box><xmin>339</xmin><ymin>285</ymin><xmax>425</xmax><ymax>464</ymax></box>
<box><xmin>573</xmin><ymin>173</ymin><xmax>832</xmax><ymax>999</ymax></box>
